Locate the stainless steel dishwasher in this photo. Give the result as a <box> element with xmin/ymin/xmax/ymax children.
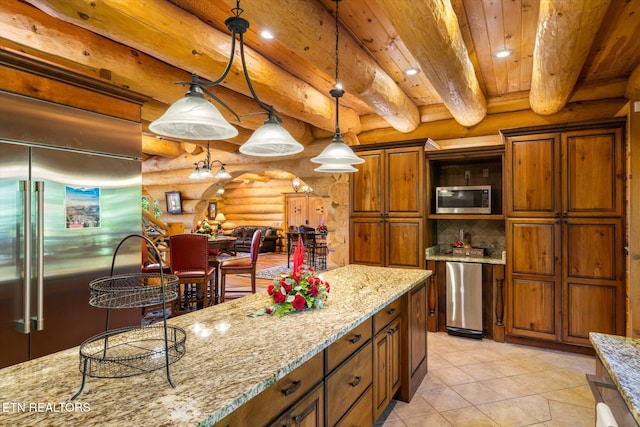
<box><xmin>446</xmin><ymin>262</ymin><xmax>483</xmax><ymax>339</ymax></box>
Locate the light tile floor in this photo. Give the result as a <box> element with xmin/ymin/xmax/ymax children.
<box><xmin>376</xmin><ymin>332</ymin><xmax>596</xmax><ymax>426</ymax></box>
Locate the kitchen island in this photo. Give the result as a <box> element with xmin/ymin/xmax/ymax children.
<box><xmin>0</xmin><ymin>264</ymin><xmax>430</xmax><ymax>426</ymax></box>
<box><xmin>590</xmin><ymin>333</ymin><xmax>640</xmax><ymax>425</ymax></box>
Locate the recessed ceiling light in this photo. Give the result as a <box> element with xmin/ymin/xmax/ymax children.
<box><xmin>405</xmin><ymin>68</ymin><xmax>419</xmax><ymax>76</ymax></box>
<box><xmin>495</xmin><ymin>49</ymin><xmax>512</xmax><ymax>58</ymax></box>
<box><xmin>260</xmin><ymin>30</ymin><xmax>274</xmax><ymax>40</ymax></box>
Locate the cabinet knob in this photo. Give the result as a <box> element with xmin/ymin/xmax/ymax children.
<box><xmin>387</xmin><ymin>308</ymin><xmax>396</xmax><ymax>315</ymax></box>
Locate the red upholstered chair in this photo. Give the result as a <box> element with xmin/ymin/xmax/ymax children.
<box><xmin>169</xmin><ymin>234</ymin><xmax>215</xmax><ymax>315</ymax></box>
<box><xmin>219</xmin><ymin>229</ymin><xmax>262</xmax><ymax>303</ymax></box>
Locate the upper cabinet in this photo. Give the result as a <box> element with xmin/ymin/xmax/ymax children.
<box><xmin>350</xmin><ymin>143</ymin><xmax>424</xmax><ymax>269</ymax></box>
<box><xmin>506</xmin><ymin>125</ymin><xmax>623</xmax><ymax>218</ymax></box>
<box><xmin>426</xmin><ymin>148</ymin><xmax>504</xmax><ymax>219</ymax></box>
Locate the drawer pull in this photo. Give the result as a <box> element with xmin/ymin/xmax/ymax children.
<box><xmin>349</xmin><ymin>334</ymin><xmax>362</xmax><ymax>344</ymax></box>
<box><xmin>349</xmin><ymin>376</ymin><xmax>362</xmax><ymax>387</ymax></box>
<box><xmin>387</xmin><ymin>308</ymin><xmax>396</xmax><ymax>315</ymax></box>
<box><xmin>281</xmin><ymin>380</ymin><xmax>301</xmax><ymax>396</ymax></box>
<box><xmin>388</xmin><ymin>325</ymin><xmax>398</xmax><ymax>335</ymax></box>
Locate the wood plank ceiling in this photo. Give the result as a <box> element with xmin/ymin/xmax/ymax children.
<box><xmin>3</xmin><ymin>0</ymin><xmax>640</xmax><ymax>157</ymax></box>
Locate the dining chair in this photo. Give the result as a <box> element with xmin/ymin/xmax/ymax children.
<box><xmin>169</xmin><ymin>233</ymin><xmax>215</xmax><ymax>315</ymax></box>
<box><xmin>218</xmin><ymin>229</ymin><xmax>262</xmax><ymax>303</ymax></box>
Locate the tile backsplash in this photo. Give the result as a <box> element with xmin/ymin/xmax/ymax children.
<box><xmin>434</xmin><ymin>219</ymin><xmax>505</xmax><ymax>257</ymax></box>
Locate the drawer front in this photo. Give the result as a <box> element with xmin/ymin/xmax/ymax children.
<box><xmin>335</xmin><ymin>385</ymin><xmax>373</xmax><ymax>427</ymax></box>
<box><xmin>326</xmin><ymin>317</ymin><xmax>372</xmax><ymax>372</ymax></box>
<box><xmin>373</xmin><ymin>298</ymin><xmax>402</xmax><ymax>334</ymax></box>
<box><xmin>216</xmin><ymin>352</ymin><xmax>324</xmax><ymax>426</ymax></box>
<box><xmin>326</xmin><ymin>341</ymin><xmax>373</xmax><ymax>426</ymax></box>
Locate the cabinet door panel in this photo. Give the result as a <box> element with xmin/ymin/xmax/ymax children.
<box><xmin>351</xmin><ymin>151</ymin><xmax>383</xmax><ymax>216</ymax></box>
<box><xmin>507</xmin><ymin>133</ymin><xmax>560</xmax><ymax>216</ymax></box>
<box><xmin>386</xmin><ymin>147</ymin><xmax>423</xmax><ymax>217</ymax></box>
<box><xmin>350</xmin><ymin>219</ymin><xmax>384</xmax><ymax>266</ymax></box>
<box><xmin>564</xmin><ymin>283</ymin><xmax>617</xmax><ymax>344</ymax></box>
<box><xmin>372</xmin><ymin>330</ymin><xmax>390</xmax><ymax>420</ymax></box>
<box><xmin>563</xmin><ymin>128</ymin><xmax>623</xmax><ymax>216</ymax></box>
<box><xmin>510</xmin><ymin>278</ymin><xmax>559</xmax><ymax>339</ymax></box>
<box><xmin>287</xmin><ymin>196</ymin><xmax>307</xmax><ymax>228</ymax></box>
<box><xmin>387</xmin><ymin>219</ymin><xmax>423</xmax><ymax>269</ymax></box>
<box><xmin>509</xmin><ymin>220</ymin><xmax>559</xmax><ymax>276</ymax></box>
<box><xmin>565</xmin><ymin>222</ymin><xmax>617</xmax><ymax>280</ymax></box>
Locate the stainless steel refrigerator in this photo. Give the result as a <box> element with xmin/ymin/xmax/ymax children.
<box><xmin>0</xmin><ymin>91</ymin><xmax>142</xmax><ymax>368</ymax></box>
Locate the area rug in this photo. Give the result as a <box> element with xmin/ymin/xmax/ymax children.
<box><xmin>243</xmin><ymin>264</ymin><xmax>327</xmax><ymax>280</ymax></box>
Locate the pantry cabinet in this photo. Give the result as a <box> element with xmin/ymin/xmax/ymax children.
<box><xmin>350</xmin><ymin>143</ymin><xmax>425</xmax><ymax>268</ymax></box>
<box><xmin>504</xmin><ymin>121</ymin><xmax>625</xmax><ymax>347</ymax></box>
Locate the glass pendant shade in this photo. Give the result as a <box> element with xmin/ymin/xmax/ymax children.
<box><xmin>149</xmin><ymin>95</ymin><xmax>239</xmax><ymax>140</ymax></box>
<box><xmin>313</xmin><ymin>163</ymin><xmax>358</xmax><ymax>173</ymax></box>
<box><xmin>214</xmin><ymin>165</ymin><xmax>231</xmax><ymax>179</ymax></box>
<box><xmin>239</xmin><ymin>115</ymin><xmax>304</xmax><ymax>156</ymax></box>
<box><xmin>189</xmin><ymin>166</ymin><xmax>213</xmax><ymax>179</ymax></box>
<box><xmin>310</xmin><ymin>134</ymin><xmax>364</xmax><ymax>165</ymax></box>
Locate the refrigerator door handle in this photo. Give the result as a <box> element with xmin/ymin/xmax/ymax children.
<box><xmin>17</xmin><ymin>180</ymin><xmax>31</xmax><ymax>334</ymax></box>
<box><xmin>35</xmin><ymin>181</ymin><xmax>45</xmax><ymax>331</ymax></box>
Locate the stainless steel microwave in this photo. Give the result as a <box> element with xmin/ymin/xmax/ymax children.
<box><xmin>435</xmin><ymin>185</ymin><xmax>491</xmax><ymax>214</ymax></box>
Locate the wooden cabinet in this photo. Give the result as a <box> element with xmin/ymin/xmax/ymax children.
<box><xmin>350</xmin><ymin>143</ymin><xmax>424</xmax><ymax>268</ymax></box>
<box><xmin>372</xmin><ymin>302</ymin><xmax>401</xmax><ymax>421</ymax></box>
<box><xmin>326</xmin><ymin>341</ymin><xmax>373</xmax><ymax>426</ymax></box>
<box><xmin>285</xmin><ymin>193</ymin><xmax>325</xmax><ymax>230</ymax></box>
<box><xmin>270</xmin><ymin>383</ymin><xmax>324</xmax><ymax>427</ymax></box>
<box><xmin>398</xmin><ymin>280</ymin><xmax>428</xmax><ymax>402</ymax></box>
<box><xmin>504</xmin><ymin>121</ymin><xmax>625</xmax><ymax>347</ymax></box>
<box><xmin>215</xmin><ymin>352</ymin><xmax>324</xmax><ymax>426</ymax></box>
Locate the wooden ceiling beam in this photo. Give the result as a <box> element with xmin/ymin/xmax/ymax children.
<box><xmin>529</xmin><ymin>0</ymin><xmax>611</xmax><ymax>115</ymax></box>
<box><xmin>171</xmin><ymin>0</ymin><xmax>420</xmax><ymax>134</ymax></box>
<box><xmin>23</xmin><ymin>0</ymin><xmax>360</xmax><ymax>134</ymax></box>
<box><xmin>1</xmin><ymin>0</ymin><xmax>313</xmax><ymax>144</ymax></box>
<box><xmin>374</xmin><ymin>0</ymin><xmax>487</xmax><ymax>127</ymax></box>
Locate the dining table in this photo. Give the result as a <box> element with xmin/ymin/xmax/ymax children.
<box><xmin>207</xmin><ymin>235</ymin><xmax>237</xmax><ymax>304</ymax></box>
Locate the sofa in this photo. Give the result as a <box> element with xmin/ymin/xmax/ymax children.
<box><xmin>230</xmin><ymin>226</ymin><xmax>279</xmax><ymax>253</ymax></box>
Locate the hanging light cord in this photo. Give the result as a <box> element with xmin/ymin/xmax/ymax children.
<box><xmin>330</xmin><ymin>0</ymin><xmax>345</xmax><ymax>137</ymax></box>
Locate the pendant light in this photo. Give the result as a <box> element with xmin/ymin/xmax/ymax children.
<box><xmin>311</xmin><ymin>0</ymin><xmax>364</xmax><ymax>171</ymax></box>
<box><xmin>149</xmin><ymin>1</ymin><xmax>303</xmax><ymax>157</ymax></box>
<box><xmin>188</xmin><ymin>142</ymin><xmax>232</xmax><ymax>180</ymax></box>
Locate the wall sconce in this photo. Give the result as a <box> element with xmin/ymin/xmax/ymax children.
<box><xmin>216</xmin><ymin>188</ymin><xmax>225</xmax><ymax>196</ymax></box>
<box><xmin>292</xmin><ymin>177</ymin><xmax>301</xmax><ymax>192</ymax></box>
<box><xmin>188</xmin><ymin>142</ymin><xmax>232</xmax><ymax>180</ymax></box>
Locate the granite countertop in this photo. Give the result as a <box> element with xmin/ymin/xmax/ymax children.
<box><xmin>425</xmin><ymin>245</ymin><xmax>506</xmax><ymax>265</ymax></box>
<box><xmin>0</xmin><ymin>265</ymin><xmax>431</xmax><ymax>427</ymax></box>
<box><xmin>590</xmin><ymin>332</ymin><xmax>640</xmax><ymax>424</ymax></box>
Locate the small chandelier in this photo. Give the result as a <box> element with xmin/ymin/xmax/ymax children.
<box><xmin>311</xmin><ymin>0</ymin><xmax>363</xmax><ymax>171</ymax></box>
<box><xmin>189</xmin><ymin>142</ymin><xmax>232</xmax><ymax>180</ymax></box>
<box><xmin>149</xmin><ymin>0</ymin><xmax>304</xmax><ymax>157</ymax></box>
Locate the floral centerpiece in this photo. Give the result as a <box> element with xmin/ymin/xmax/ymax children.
<box><xmin>317</xmin><ymin>216</ymin><xmax>328</xmax><ymax>234</ymax></box>
<box><xmin>193</xmin><ymin>219</ymin><xmax>214</xmax><ymax>237</ymax></box>
<box><xmin>250</xmin><ymin>236</ymin><xmax>330</xmax><ymax>318</ymax></box>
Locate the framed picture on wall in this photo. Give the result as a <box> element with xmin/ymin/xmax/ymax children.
<box><xmin>208</xmin><ymin>202</ymin><xmax>217</xmax><ymax>220</ymax></box>
<box><xmin>165</xmin><ymin>191</ymin><xmax>182</xmax><ymax>214</ymax></box>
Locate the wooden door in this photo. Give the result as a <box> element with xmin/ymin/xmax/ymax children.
<box><xmin>385</xmin><ymin>146</ymin><xmax>424</xmax><ymax>218</ymax></box>
<box><xmin>562</xmin><ymin>128</ymin><xmax>623</xmax><ymax>217</ymax></box>
<box><xmin>286</xmin><ymin>195</ymin><xmax>307</xmax><ymax>229</ymax></box>
<box><xmin>351</xmin><ymin>150</ymin><xmax>383</xmax><ymax>217</ymax></box>
<box><xmin>386</xmin><ymin>219</ymin><xmax>423</xmax><ymax>269</ymax></box>
<box><xmin>306</xmin><ymin>196</ymin><xmax>325</xmax><ymax>229</ymax></box>
<box><xmin>506</xmin><ymin>133</ymin><xmax>560</xmax><ymax>217</ymax></box>
<box><xmin>562</xmin><ymin>218</ymin><xmax>625</xmax><ymax>345</ymax></box>
<box><xmin>506</xmin><ymin>218</ymin><xmax>562</xmax><ymax>341</ymax></box>
<box><xmin>350</xmin><ymin>217</ymin><xmax>385</xmax><ymax>266</ymax></box>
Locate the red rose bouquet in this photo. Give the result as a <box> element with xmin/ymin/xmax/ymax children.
<box><xmin>251</xmin><ymin>236</ymin><xmax>330</xmax><ymax>318</ymax></box>
<box><xmin>193</xmin><ymin>219</ymin><xmax>214</xmax><ymax>237</ymax></box>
